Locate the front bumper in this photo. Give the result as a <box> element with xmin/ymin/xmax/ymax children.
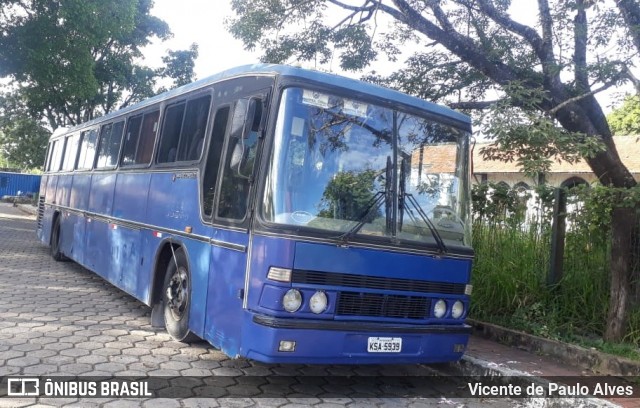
<box><xmin>240</xmin><ymin>313</ymin><xmax>471</xmax><ymax>364</ymax></box>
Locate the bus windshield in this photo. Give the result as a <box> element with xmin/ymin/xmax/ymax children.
<box><xmin>263</xmin><ymin>87</ymin><xmax>472</xmax><ymax>250</ymax></box>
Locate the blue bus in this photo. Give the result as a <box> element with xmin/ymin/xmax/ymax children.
<box><xmin>37</xmin><ymin>64</ymin><xmax>474</xmax><ymax>364</ymax></box>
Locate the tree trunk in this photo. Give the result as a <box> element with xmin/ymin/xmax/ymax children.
<box><xmin>604</xmin><ymin>206</ymin><xmax>638</xmax><ymax>341</ymax></box>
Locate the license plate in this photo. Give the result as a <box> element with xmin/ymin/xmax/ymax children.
<box><xmin>367</xmin><ymin>337</ymin><xmax>402</xmax><ymax>353</ymax></box>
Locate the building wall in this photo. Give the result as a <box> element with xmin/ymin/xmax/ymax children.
<box><xmin>472</xmin><ymin>172</ymin><xmax>609</xmax><ymax>188</ymax></box>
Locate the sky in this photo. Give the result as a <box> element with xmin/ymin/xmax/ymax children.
<box><xmin>141</xmin><ymin>0</ymin><xmax>629</xmax><ymax>111</ymax></box>
<box><xmin>142</xmin><ymin>1</ymin><xmax>260</xmax><ymax>78</ymax></box>
<box><xmin>142</xmin><ymin>1</ymin><xmax>538</xmax><ymax>81</ymax></box>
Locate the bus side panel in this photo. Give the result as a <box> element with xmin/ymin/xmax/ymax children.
<box><xmin>146</xmin><ymin>172</ymin><xmax>205</xmax><ymax>233</ymax></box>
<box><xmin>55</xmin><ymin>174</ymin><xmax>72</xmax><ymax>208</ymax></box>
<box><xmin>70</xmin><ymin>174</ymin><xmax>92</xmax><ymax>211</ymax></box>
<box><xmin>204</xmin><ymin>229</ymin><xmax>250</xmax><ymax>358</ymax></box>
<box><xmin>86</xmin><ymin>173</ymin><xmax>117</xmax><ymax>279</ymax></box>
<box><xmin>56</xmin><ymin>175</ymin><xmax>75</xmax><ymax>258</ymax></box>
<box><xmin>181</xmin><ymin>238</ymin><xmax>214</xmax><ymax>338</ymax></box>
<box><xmin>112</xmin><ymin>173</ymin><xmax>152</xmax><ymax>298</ymax></box>
<box><xmin>37</xmin><ymin>175</ymin><xmax>48</xmax><ymax>242</ymax></box>
<box><xmin>147</xmin><ymin>172</ymin><xmax>211</xmax><ymax>335</ymax></box>
<box><xmin>68</xmin><ymin>174</ymin><xmax>92</xmax><ymax>265</ymax></box>
<box><xmin>109</xmin><ymin>224</ymin><xmax>142</xmax><ymax>295</ymax></box>
<box><xmin>41</xmin><ymin>175</ymin><xmax>59</xmax><ymax>245</ymax></box>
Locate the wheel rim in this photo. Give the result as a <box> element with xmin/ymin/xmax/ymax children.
<box><xmin>166</xmin><ymin>266</ymin><xmax>189</xmax><ymax>321</ymax></box>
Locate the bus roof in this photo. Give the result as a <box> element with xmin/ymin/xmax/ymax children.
<box><xmin>56</xmin><ymin>64</ymin><xmax>470</xmax><ymax>137</ymax></box>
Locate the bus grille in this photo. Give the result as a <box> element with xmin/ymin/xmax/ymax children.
<box><xmin>292</xmin><ymin>269</ymin><xmax>465</xmax><ymax>295</ymax></box>
<box><xmin>336</xmin><ymin>292</ymin><xmax>430</xmax><ymax>319</ymax></box>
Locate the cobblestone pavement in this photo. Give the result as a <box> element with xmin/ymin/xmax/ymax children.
<box><xmin>0</xmin><ymin>203</ymin><xmax>519</xmax><ymax>407</ymax></box>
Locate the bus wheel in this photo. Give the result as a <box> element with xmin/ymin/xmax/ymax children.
<box><xmin>50</xmin><ymin>216</ymin><xmax>67</xmax><ymax>262</ymax></box>
<box><xmin>162</xmin><ymin>248</ymin><xmax>198</xmax><ymax>342</ymax></box>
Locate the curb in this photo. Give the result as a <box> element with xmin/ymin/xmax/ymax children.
<box><xmin>469</xmin><ymin>319</ymin><xmax>640</xmax><ymax>376</ymax></box>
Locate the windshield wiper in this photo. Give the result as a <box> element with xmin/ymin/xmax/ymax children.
<box><xmin>337</xmin><ymin>156</ymin><xmax>393</xmax><ymax>245</ymax></box>
<box><xmin>397</xmin><ymin>158</ymin><xmax>447</xmax><ymax>253</ymax></box>
<box><xmin>402</xmin><ymin>193</ymin><xmax>448</xmax><ymax>254</ymax></box>
<box><xmin>336</xmin><ymin>191</ymin><xmax>385</xmax><ymax>245</ymax></box>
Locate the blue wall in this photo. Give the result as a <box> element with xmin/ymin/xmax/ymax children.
<box><xmin>0</xmin><ymin>172</ymin><xmax>41</xmax><ymax>197</ymax></box>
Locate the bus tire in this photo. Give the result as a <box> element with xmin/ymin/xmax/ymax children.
<box><xmin>162</xmin><ymin>248</ymin><xmax>198</xmax><ymax>343</ymax></box>
<box><xmin>50</xmin><ymin>216</ymin><xmax>67</xmax><ymax>262</ymax></box>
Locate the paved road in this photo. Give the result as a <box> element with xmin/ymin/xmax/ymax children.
<box><xmin>0</xmin><ymin>202</ymin><xmax>519</xmax><ymax>407</ymax></box>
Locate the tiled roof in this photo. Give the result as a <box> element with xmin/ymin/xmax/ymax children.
<box><xmin>472</xmin><ymin>136</ymin><xmax>640</xmax><ymax>174</ymax></box>
<box><xmin>410</xmin><ymin>144</ymin><xmax>457</xmax><ymax>173</ymax></box>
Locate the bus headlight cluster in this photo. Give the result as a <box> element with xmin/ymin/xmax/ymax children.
<box><xmin>309</xmin><ymin>291</ymin><xmax>328</xmax><ymax>314</ymax></box>
<box><xmin>433</xmin><ymin>299</ymin><xmax>447</xmax><ymax>318</ymax></box>
<box><xmin>283</xmin><ymin>289</ymin><xmax>302</xmax><ymax>312</ymax></box>
<box><xmin>282</xmin><ymin>289</ymin><xmax>328</xmax><ymax>314</ymax></box>
<box><xmin>433</xmin><ymin>299</ymin><xmax>466</xmax><ymax>319</ymax></box>
<box><xmin>451</xmin><ymin>300</ymin><xmax>465</xmax><ymax>319</ymax></box>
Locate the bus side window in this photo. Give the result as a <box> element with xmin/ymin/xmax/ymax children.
<box><xmin>96</xmin><ymin>121</ymin><xmax>124</xmax><ymax>169</ymax></box>
<box><xmin>178</xmin><ymin>95</ymin><xmax>211</xmax><ymax>162</ymax></box>
<box><xmin>217</xmin><ymin>97</ymin><xmax>263</xmax><ymax>220</ymax></box>
<box><xmin>202</xmin><ymin>106</ymin><xmax>230</xmax><ymax>217</ymax></box>
<box><xmin>157</xmin><ymin>102</ymin><xmax>185</xmax><ymax>163</ymax></box>
<box><xmin>136</xmin><ymin>111</ymin><xmax>159</xmax><ymax>164</ymax></box>
<box><xmin>61</xmin><ymin>134</ymin><xmax>80</xmax><ymax>171</ymax></box>
<box><xmin>121</xmin><ymin>115</ymin><xmax>143</xmax><ymax>166</ymax></box>
<box><xmin>76</xmin><ymin>129</ymin><xmax>98</xmax><ymax>170</ymax></box>
<box><xmin>48</xmin><ymin>139</ymin><xmax>64</xmax><ymax>172</ymax></box>
<box><xmin>121</xmin><ymin>111</ymin><xmax>158</xmax><ymax>166</ymax></box>
<box><xmin>44</xmin><ymin>142</ymin><xmax>53</xmax><ymax>172</ymax></box>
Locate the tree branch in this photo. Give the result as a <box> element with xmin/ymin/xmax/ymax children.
<box><xmin>537</xmin><ymin>0</ymin><xmax>554</xmax><ymax>56</ymax></box>
<box><xmin>573</xmin><ymin>0</ymin><xmax>589</xmax><ymax>93</ymax></box>
<box><xmin>549</xmin><ymin>79</ymin><xmax>620</xmax><ymax>115</ymax></box>
<box><xmin>448</xmin><ymin>100</ymin><xmax>501</xmax><ymax>110</ymax></box>
<box><xmin>472</xmin><ymin>0</ymin><xmax>551</xmax><ymax>62</ymax></box>
<box><xmin>388</xmin><ymin>0</ymin><xmax>519</xmax><ymax>88</ymax></box>
<box><xmin>616</xmin><ymin>0</ymin><xmax>640</xmax><ymax>55</ymax></box>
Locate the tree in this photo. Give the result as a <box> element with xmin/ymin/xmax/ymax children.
<box><xmin>229</xmin><ymin>0</ymin><xmax>640</xmax><ymax>341</ymax></box>
<box><xmin>0</xmin><ymin>93</ymin><xmax>50</xmax><ymax>170</ymax></box>
<box><xmin>608</xmin><ymin>95</ymin><xmax>640</xmax><ymax>135</ymax></box>
<box><xmin>0</xmin><ymin>0</ymin><xmax>197</xmax><ymax>130</ymax></box>
<box><xmin>160</xmin><ymin>43</ymin><xmax>200</xmax><ymax>90</ymax></box>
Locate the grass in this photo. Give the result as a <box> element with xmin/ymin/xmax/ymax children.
<box><xmin>469</xmin><ymin>219</ymin><xmax>640</xmax><ymax>361</ymax></box>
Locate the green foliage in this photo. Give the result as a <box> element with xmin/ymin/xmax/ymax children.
<box><xmin>0</xmin><ymin>0</ymin><xmax>197</xmax><ymax>129</ymax></box>
<box><xmin>608</xmin><ymin>95</ymin><xmax>640</xmax><ymax>136</ymax></box>
<box><xmin>159</xmin><ymin>43</ymin><xmax>199</xmax><ymax>90</ymax></box>
<box><xmin>471</xmin><ymin>183</ymin><xmax>640</xmax><ymax>351</ymax></box>
<box><xmin>0</xmin><ymin>93</ymin><xmax>50</xmax><ymax>170</ymax></box>
<box><xmin>479</xmin><ymin>84</ymin><xmax>607</xmax><ymax>176</ymax></box>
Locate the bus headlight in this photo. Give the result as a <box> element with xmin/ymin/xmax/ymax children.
<box><xmin>433</xmin><ymin>299</ymin><xmax>447</xmax><ymax>318</ymax></box>
<box><xmin>309</xmin><ymin>291</ymin><xmax>328</xmax><ymax>314</ymax></box>
<box><xmin>283</xmin><ymin>289</ymin><xmax>302</xmax><ymax>312</ymax></box>
<box><xmin>451</xmin><ymin>300</ymin><xmax>464</xmax><ymax>319</ymax></box>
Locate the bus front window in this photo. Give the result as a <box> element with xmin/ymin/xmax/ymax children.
<box><xmin>262</xmin><ymin>87</ymin><xmax>472</xmax><ymax>250</ymax></box>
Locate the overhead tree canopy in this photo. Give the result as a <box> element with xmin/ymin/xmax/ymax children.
<box><xmin>229</xmin><ymin>0</ymin><xmax>640</xmax><ymax>341</ymax></box>
<box><xmin>0</xmin><ymin>0</ymin><xmax>198</xmax><ymax>130</ymax></box>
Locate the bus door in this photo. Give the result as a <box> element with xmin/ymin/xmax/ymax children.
<box><xmin>202</xmin><ymin>83</ymin><xmax>269</xmax><ymax>357</ymax></box>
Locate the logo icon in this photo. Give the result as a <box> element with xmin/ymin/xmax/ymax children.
<box><xmin>7</xmin><ymin>378</ymin><xmax>40</xmax><ymax>396</ymax></box>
